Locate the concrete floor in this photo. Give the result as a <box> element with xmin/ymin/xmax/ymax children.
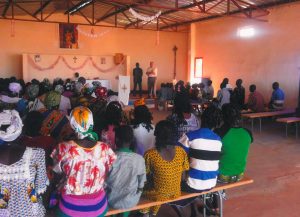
<box><xmin>223</xmin><ymin>119</ymin><xmax>300</xmax><ymax>217</ymax></box>
<box><xmin>152</xmin><ymin>110</ymin><xmax>300</xmax><ymax>217</ymax></box>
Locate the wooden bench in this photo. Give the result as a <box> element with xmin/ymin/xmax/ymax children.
<box><xmin>241</xmin><ymin>108</ymin><xmax>295</xmax><ymax>132</ymax></box>
<box><xmin>276</xmin><ymin>117</ymin><xmax>300</xmax><ymax>138</ymax></box>
<box><xmin>105</xmin><ymin>177</ymin><xmax>253</xmax><ymax>217</ymax></box>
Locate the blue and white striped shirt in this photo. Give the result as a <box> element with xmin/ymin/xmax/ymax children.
<box><xmin>178</xmin><ymin>128</ymin><xmax>222</xmax><ymax>191</ymax></box>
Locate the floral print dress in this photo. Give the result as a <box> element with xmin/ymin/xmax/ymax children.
<box><xmin>51</xmin><ymin>141</ymin><xmax>116</xmax><ymax>195</ymax></box>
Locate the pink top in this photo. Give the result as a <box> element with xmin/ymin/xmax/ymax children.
<box><xmin>51</xmin><ymin>141</ymin><xmax>116</xmax><ymax>195</ymax></box>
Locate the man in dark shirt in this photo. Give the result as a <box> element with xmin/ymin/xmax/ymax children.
<box><xmin>133</xmin><ymin>62</ymin><xmax>143</xmax><ymax>97</ymax></box>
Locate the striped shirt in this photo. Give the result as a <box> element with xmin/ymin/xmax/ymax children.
<box><xmin>179</xmin><ymin>128</ymin><xmax>222</xmax><ymax>191</ymax></box>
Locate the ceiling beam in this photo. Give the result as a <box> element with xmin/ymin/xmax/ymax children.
<box><xmin>160</xmin><ymin>0</ymin><xmax>300</xmax><ymax>30</ymax></box>
<box><xmin>33</xmin><ymin>0</ymin><xmax>52</xmax><ymax>17</ymax></box>
<box><xmin>14</xmin><ymin>2</ymin><xmax>40</xmax><ymax>20</ymax></box>
<box><xmin>2</xmin><ymin>1</ymin><xmax>10</xmax><ymax>18</ymax></box>
<box><xmin>95</xmin><ymin>3</ymin><xmax>135</xmax><ymax>23</ymax></box>
<box><xmin>106</xmin><ymin>0</ymin><xmax>204</xmax><ymax>13</ymax></box>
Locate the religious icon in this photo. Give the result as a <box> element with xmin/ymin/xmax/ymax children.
<box><xmin>59</xmin><ymin>23</ymin><xmax>79</xmax><ymax>49</ymax></box>
<box><xmin>101</xmin><ymin>57</ymin><xmax>106</xmax><ymax>64</ymax></box>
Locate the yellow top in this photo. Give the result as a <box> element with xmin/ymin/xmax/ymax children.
<box><xmin>144</xmin><ymin>146</ymin><xmax>189</xmax><ymax>200</ymax></box>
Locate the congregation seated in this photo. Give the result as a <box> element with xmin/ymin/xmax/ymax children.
<box><xmin>0</xmin><ymin>74</ymin><xmax>284</xmax><ymax>217</ymax></box>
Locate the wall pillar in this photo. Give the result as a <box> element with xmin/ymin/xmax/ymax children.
<box><xmin>187</xmin><ymin>23</ymin><xmax>196</xmax><ymax>83</ymax></box>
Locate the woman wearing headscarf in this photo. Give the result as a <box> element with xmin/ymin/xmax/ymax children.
<box><xmin>40</xmin><ymin>91</ymin><xmax>70</xmax><ymax>141</ymax></box>
<box><xmin>76</xmin><ymin>83</ymin><xmax>95</xmax><ymax>108</ymax></box>
<box><xmin>0</xmin><ymin>109</ymin><xmax>48</xmax><ymax>216</ymax></box>
<box><xmin>0</xmin><ymin>82</ymin><xmax>22</xmax><ymax>110</ymax></box>
<box><xmin>26</xmin><ymin>83</ymin><xmax>45</xmax><ymax>112</ymax></box>
<box><xmin>51</xmin><ymin>106</ymin><xmax>116</xmax><ymax>217</ymax></box>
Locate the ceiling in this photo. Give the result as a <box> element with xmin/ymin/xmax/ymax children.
<box><xmin>0</xmin><ymin>0</ymin><xmax>299</xmax><ymax>32</ymax></box>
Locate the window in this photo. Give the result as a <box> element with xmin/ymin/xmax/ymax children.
<box><xmin>195</xmin><ymin>57</ymin><xmax>203</xmax><ymax>78</ymax></box>
<box><xmin>237</xmin><ymin>26</ymin><xmax>255</xmax><ymax>38</ymax></box>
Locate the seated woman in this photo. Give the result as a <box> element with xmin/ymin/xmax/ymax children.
<box><xmin>0</xmin><ymin>109</ymin><xmax>48</xmax><ymax>216</ymax></box>
<box><xmin>21</xmin><ymin>111</ymin><xmax>56</xmax><ymax>156</ymax></box>
<box><xmin>141</xmin><ymin>120</ymin><xmax>189</xmax><ymax>216</ymax></box>
<box><xmin>51</xmin><ymin>106</ymin><xmax>116</xmax><ymax>217</ymax></box>
<box><xmin>215</xmin><ymin>103</ymin><xmax>253</xmax><ymax>183</ymax></box>
<box><xmin>106</xmin><ymin>125</ymin><xmax>146</xmax><ymax>216</ymax></box>
<box><xmin>40</xmin><ymin>91</ymin><xmax>70</xmax><ymax>142</ymax></box>
<box><xmin>131</xmin><ymin>100</ymin><xmax>155</xmax><ymax>156</ymax></box>
<box><xmin>167</xmin><ymin>96</ymin><xmax>200</xmax><ymax>140</ymax></box>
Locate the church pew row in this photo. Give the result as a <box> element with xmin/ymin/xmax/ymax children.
<box><xmin>276</xmin><ymin>117</ymin><xmax>300</xmax><ymax>138</ymax></box>
<box><xmin>241</xmin><ymin>108</ymin><xmax>296</xmax><ymax>132</ymax></box>
<box><xmin>105</xmin><ymin>177</ymin><xmax>254</xmax><ymax>217</ymax></box>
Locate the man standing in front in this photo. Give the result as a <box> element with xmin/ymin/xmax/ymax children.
<box><xmin>146</xmin><ymin>61</ymin><xmax>158</xmax><ymax>98</ymax></box>
<box><xmin>133</xmin><ymin>62</ymin><xmax>143</xmax><ymax>97</ymax></box>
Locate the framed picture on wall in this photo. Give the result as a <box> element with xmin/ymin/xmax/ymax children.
<box><xmin>194</xmin><ymin>57</ymin><xmax>203</xmax><ymax>78</ymax></box>
<box><xmin>59</xmin><ymin>23</ymin><xmax>79</xmax><ymax>49</ymax></box>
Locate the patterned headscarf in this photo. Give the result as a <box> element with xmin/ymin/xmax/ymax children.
<box><xmin>95</xmin><ymin>87</ymin><xmax>107</xmax><ymax>99</ymax></box>
<box><xmin>74</xmin><ymin>82</ymin><xmax>83</xmax><ymax>94</ymax></box>
<box><xmin>64</xmin><ymin>82</ymin><xmax>73</xmax><ymax>91</ymax></box>
<box><xmin>134</xmin><ymin>98</ymin><xmax>145</xmax><ymax>108</ymax></box>
<box><xmin>92</xmin><ymin>81</ymin><xmax>102</xmax><ymax>88</ymax></box>
<box><xmin>70</xmin><ymin>106</ymin><xmax>98</xmax><ymax>141</ymax></box>
<box><xmin>26</xmin><ymin>84</ymin><xmax>39</xmax><ymax>100</ymax></box>
<box><xmin>43</xmin><ymin>78</ymin><xmax>52</xmax><ymax>91</ymax></box>
<box><xmin>44</xmin><ymin>91</ymin><xmax>61</xmax><ymax>110</ymax></box>
<box><xmin>0</xmin><ymin>110</ymin><xmax>23</xmax><ymax>142</ymax></box>
<box><xmin>81</xmin><ymin>83</ymin><xmax>94</xmax><ymax>96</ymax></box>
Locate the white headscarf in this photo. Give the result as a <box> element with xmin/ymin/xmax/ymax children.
<box><xmin>9</xmin><ymin>82</ymin><xmax>22</xmax><ymax>94</ymax></box>
<box><xmin>69</xmin><ymin>106</ymin><xmax>98</xmax><ymax>141</ymax></box>
<box><xmin>0</xmin><ymin>110</ymin><xmax>23</xmax><ymax>142</ymax></box>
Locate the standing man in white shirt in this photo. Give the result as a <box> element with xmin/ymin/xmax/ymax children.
<box><xmin>146</xmin><ymin>61</ymin><xmax>158</xmax><ymax>98</ymax></box>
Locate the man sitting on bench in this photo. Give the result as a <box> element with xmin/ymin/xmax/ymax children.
<box><xmin>269</xmin><ymin>82</ymin><xmax>285</xmax><ymax>110</ymax></box>
<box><xmin>246</xmin><ymin>84</ymin><xmax>265</xmax><ymax>112</ymax></box>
